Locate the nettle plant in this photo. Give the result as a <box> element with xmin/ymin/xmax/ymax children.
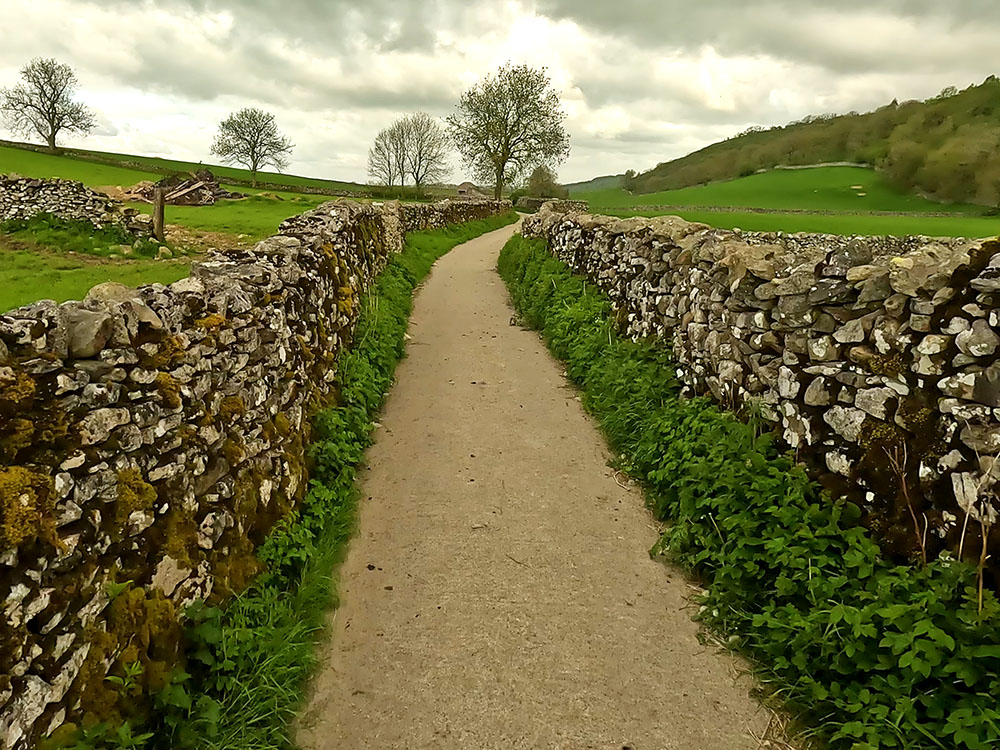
<box><xmin>497</xmin><ymin>234</ymin><xmax>1000</xmax><ymax>750</ymax></box>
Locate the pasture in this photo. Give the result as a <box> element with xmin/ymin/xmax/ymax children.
<box><xmin>575</xmin><ymin>166</ymin><xmax>1000</xmax><ymax>238</ymax></box>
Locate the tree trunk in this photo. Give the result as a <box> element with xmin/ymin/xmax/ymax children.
<box><xmin>45</xmin><ymin>131</ymin><xmax>57</xmax><ymax>153</ymax></box>
<box><xmin>251</xmin><ymin>168</ymin><xmax>257</xmax><ymax>189</ymax></box>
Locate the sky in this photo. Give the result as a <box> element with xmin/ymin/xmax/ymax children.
<box><xmin>1</xmin><ymin>0</ymin><xmax>998</xmax><ymax>186</ymax></box>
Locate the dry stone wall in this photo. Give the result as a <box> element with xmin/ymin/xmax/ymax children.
<box><xmin>0</xmin><ymin>176</ymin><xmax>153</xmax><ymax>237</ymax></box>
<box><xmin>0</xmin><ymin>198</ymin><xmax>509</xmax><ymax>748</ymax></box>
<box><xmin>524</xmin><ymin>205</ymin><xmax>1000</xmax><ymax>570</ymax></box>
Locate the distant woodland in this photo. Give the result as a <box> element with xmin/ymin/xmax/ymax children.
<box><xmin>629</xmin><ymin>77</ymin><xmax>1000</xmax><ymax>207</ymax></box>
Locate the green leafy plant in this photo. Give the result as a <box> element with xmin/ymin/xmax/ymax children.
<box><xmin>498</xmin><ymin>233</ymin><xmax>1000</xmax><ymax>750</ymax></box>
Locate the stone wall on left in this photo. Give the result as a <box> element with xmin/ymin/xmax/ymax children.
<box><xmin>0</xmin><ymin>197</ymin><xmax>510</xmax><ymax>748</ymax></box>
<box><xmin>0</xmin><ymin>175</ymin><xmax>153</xmax><ymax>237</ymax></box>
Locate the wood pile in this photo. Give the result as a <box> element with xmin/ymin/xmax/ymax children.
<box><xmin>124</xmin><ymin>169</ymin><xmax>244</xmax><ymax>206</ymax></box>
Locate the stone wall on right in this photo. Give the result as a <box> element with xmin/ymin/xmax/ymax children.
<box><xmin>523</xmin><ymin>206</ymin><xmax>1000</xmax><ymax>564</ymax></box>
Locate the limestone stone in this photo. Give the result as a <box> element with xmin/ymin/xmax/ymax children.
<box><xmin>956</xmin><ymin>319</ymin><xmax>1000</xmax><ymax>358</ymax></box>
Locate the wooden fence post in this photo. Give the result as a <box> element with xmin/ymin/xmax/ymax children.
<box><xmin>153</xmin><ymin>187</ymin><xmax>165</xmax><ymax>243</ymax></box>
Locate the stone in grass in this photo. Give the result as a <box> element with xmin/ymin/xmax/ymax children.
<box><xmin>157</xmin><ymin>246</ymin><xmax>173</xmax><ymax>259</ymax></box>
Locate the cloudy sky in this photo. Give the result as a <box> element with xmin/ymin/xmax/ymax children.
<box><xmin>1</xmin><ymin>0</ymin><xmax>997</xmax><ymax>185</ymax></box>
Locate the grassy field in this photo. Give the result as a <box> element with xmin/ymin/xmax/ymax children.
<box><xmin>578</xmin><ymin>167</ymin><xmax>987</xmax><ymax>213</ymax></box>
<box><xmin>607</xmin><ymin>207</ymin><xmax>1000</xmax><ymax>238</ymax></box>
<box><xmin>0</xmin><ymin>144</ymin><xmax>159</xmax><ymax>187</ymax></box>
<box><xmin>0</xmin><ymin>144</ymin><xmax>338</xmax><ymax>239</ymax></box>
<box><xmin>128</xmin><ymin>191</ymin><xmax>329</xmax><ymax>240</ymax></box>
<box><xmin>575</xmin><ymin>166</ymin><xmax>1000</xmax><ymax>238</ymax></box>
<box><xmin>0</xmin><ymin>142</ymin><xmax>368</xmax><ymax>192</ymax></box>
<box><xmin>0</xmin><ymin>242</ymin><xmax>190</xmax><ymax>312</ymax></box>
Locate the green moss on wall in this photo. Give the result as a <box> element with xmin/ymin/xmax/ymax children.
<box><xmin>0</xmin><ymin>466</ymin><xmax>54</xmax><ymax>549</ymax></box>
<box><xmin>116</xmin><ymin>469</ymin><xmax>156</xmax><ymax>522</ymax></box>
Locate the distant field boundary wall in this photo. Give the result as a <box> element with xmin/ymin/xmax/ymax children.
<box><xmin>0</xmin><ymin>174</ymin><xmax>153</xmax><ymax>237</ymax></box>
<box><xmin>524</xmin><ymin>204</ymin><xmax>1000</xmax><ymax>571</ymax></box>
<box><xmin>0</xmin><ymin>198</ymin><xmax>510</xmax><ymax>748</ymax></box>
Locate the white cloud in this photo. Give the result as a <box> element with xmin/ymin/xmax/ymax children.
<box><xmin>0</xmin><ymin>0</ymin><xmax>997</xmax><ymax>184</ymax></box>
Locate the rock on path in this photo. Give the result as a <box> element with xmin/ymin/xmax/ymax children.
<box><xmin>297</xmin><ymin>221</ymin><xmax>769</xmax><ymax>750</ymax></box>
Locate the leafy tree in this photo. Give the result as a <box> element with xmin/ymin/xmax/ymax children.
<box><xmin>210</xmin><ymin>108</ymin><xmax>293</xmax><ymax>187</ymax></box>
<box><xmin>0</xmin><ymin>58</ymin><xmax>95</xmax><ymax>152</ymax></box>
<box><xmin>447</xmin><ymin>63</ymin><xmax>570</xmax><ymax>200</ymax></box>
<box><xmin>524</xmin><ymin>165</ymin><xmax>568</xmax><ymax>198</ymax></box>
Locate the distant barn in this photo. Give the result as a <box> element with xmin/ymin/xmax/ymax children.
<box><xmin>456</xmin><ymin>181</ymin><xmax>485</xmax><ymax>198</ymax></box>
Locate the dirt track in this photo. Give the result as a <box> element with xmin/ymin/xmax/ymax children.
<box><xmin>297</xmin><ymin>221</ymin><xmax>769</xmax><ymax>749</ymax></box>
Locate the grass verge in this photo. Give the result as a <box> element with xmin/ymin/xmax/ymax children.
<box><xmin>0</xmin><ymin>214</ymin><xmax>191</xmax><ymax>312</ymax></box>
<box><xmin>497</xmin><ymin>233</ymin><xmax>1000</xmax><ymax>750</ymax></box>
<box><xmin>53</xmin><ymin>211</ymin><xmax>518</xmax><ymax>750</ymax></box>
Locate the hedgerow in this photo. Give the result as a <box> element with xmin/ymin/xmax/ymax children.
<box><xmin>497</xmin><ymin>233</ymin><xmax>1000</xmax><ymax>750</ymax></box>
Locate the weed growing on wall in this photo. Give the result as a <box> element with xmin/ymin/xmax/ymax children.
<box><xmin>56</xmin><ymin>212</ymin><xmax>517</xmax><ymax>750</ymax></box>
<box><xmin>497</xmin><ymin>233</ymin><xmax>1000</xmax><ymax>750</ymax></box>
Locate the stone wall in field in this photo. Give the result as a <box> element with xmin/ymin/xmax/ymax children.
<box><xmin>0</xmin><ymin>175</ymin><xmax>153</xmax><ymax>237</ymax></box>
<box><xmin>523</xmin><ymin>205</ymin><xmax>1000</xmax><ymax>568</ymax></box>
<box><xmin>0</xmin><ymin>197</ymin><xmax>510</xmax><ymax>748</ymax></box>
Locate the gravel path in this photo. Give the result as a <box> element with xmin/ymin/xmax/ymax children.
<box><xmin>297</xmin><ymin>221</ymin><xmax>769</xmax><ymax>750</ymax></box>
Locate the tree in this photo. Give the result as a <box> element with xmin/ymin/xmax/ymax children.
<box><xmin>210</xmin><ymin>108</ymin><xmax>293</xmax><ymax>188</ymax></box>
<box><xmin>405</xmin><ymin>112</ymin><xmax>451</xmax><ymax>190</ymax></box>
<box><xmin>447</xmin><ymin>63</ymin><xmax>570</xmax><ymax>200</ymax></box>
<box><xmin>0</xmin><ymin>58</ymin><xmax>95</xmax><ymax>152</ymax></box>
<box><xmin>524</xmin><ymin>165</ymin><xmax>567</xmax><ymax>198</ymax></box>
<box><xmin>367</xmin><ymin>128</ymin><xmax>401</xmax><ymax>188</ymax></box>
<box><xmin>368</xmin><ymin>113</ymin><xmax>451</xmax><ymax>193</ymax></box>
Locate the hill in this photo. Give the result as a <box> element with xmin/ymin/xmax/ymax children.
<box><xmin>565</xmin><ymin>174</ymin><xmax>624</xmax><ymax>194</ymax></box>
<box><xmin>575</xmin><ymin>166</ymin><xmax>1000</xmax><ymax>238</ymax></box>
<box><xmin>0</xmin><ymin>140</ymin><xmax>371</xmax><ymax>195</ymax></box>
<box><xmin>628</xmin><ymin>76</ymin><xmax>1000</xmax><ymax>207</ymax></box>
<box><xmin>580</xmin><ymin>166</ymin><xmax>987</xmax><ymax>214</ymax></box>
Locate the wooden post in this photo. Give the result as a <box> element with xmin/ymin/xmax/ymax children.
<box><xmin>152</xmin><ymin>187</ymin><xmax>165</xmax><ymax>243</ymax></box>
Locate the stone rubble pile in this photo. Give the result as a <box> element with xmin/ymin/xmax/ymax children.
<box><xmin>0</xmin><ymin>197</ymin><xmax>510</xmax><ymax>748</ymax></box>
<box><xmin>524</xmin><ymin>203</ymin><xmax>1000</xmax><ymax>567</ymax></box>
<box><xmin>0</xmin><ymin>175</ymin><xmax>153</xmax><ymax>237</ymax></box>
<box><xmin>124</xmin><ymin>169</ymin><xmax>244</xmax><ymax>206</ymax></box>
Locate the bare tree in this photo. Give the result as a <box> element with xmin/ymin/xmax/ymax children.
<box><xmin>0</xmin><ymin>58</ymin><xmax>95</xmax><ymax>152</ymax></box>
<box><xmin>367</xmin><ymin>128</ymin><xmax>400</xmax><ymax>188</ymax></box>
<box><xmin>367</xmin><ymin>113</ymin><xmax>451</xmax><ymax>193</ymax></box>
<box><xmin>210</xmin><ymin>108</ymin><xmax>293</xmax><ymax>188</ymax></box>
<box><xmin>405</xmin><ymin>112</ymin><xmax>450</xmax><ymax>190</ymax></box>
<box><xmin>447</xmin><ymin>64</ymin><xmax>570</xmax><ymax>200</ymax></box>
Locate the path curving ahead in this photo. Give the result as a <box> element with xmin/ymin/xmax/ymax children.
<box><xmin>297</xmin><ymin>221</ymin><xmax>768</xmax><ymax>750</ymax></box>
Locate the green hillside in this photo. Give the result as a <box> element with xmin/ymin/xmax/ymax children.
<box><xmin>565</xmin><ymin>174</ymin><xmax>624</xmax><ymax>194</ymax></box>
<box><xmin>580</xmin><ymin>166</ymin><xmax>988</xmax><ymax>214</ymax></box>
<box><xmin>629</xmin><ymin>77</ymin><xmax>1000</xmax><ymax>207</ymax></box>
<box><xmin>0</xmin><ymin>141</ymin><xmax>368</xmax><ymax>192</ymax></box>
<box><xmin>0</xmin><ymin>144</ymin><xmax>158</xmax><ymax>187</ymax></box>
<box><xmin>575</xmin><ymin>166</ymin><xmax>1000</xmax><ymax>238</ymax></box>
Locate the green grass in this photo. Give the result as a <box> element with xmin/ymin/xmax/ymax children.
<box><xmin>0</xmin><ymin>144</ymin><xmax>159</xmax><ymax>186</ymax></box>
<box><xmin>605</xmin><ymin>206</ymin><xmax>1000</xmax><ymax>239</ymax></box>
<box><xmin>58</xmin><ymin>211</ymin><xmax>520</xmax><ymax>750</ymax></box>
<box><xmin>579</xmin><ymin>167</ymin><xmax>987</xmax><ymax>214</ymax></box>
<box><xmin>0</xmin><ymin>244</ymin><xmax>189</xmax><ymax>313</ymax></box>
<box><xmin>0</xmin><ymin>142</ymin><xmax>368</xmax><ymax>192</ymax></box>
<box><xmin>0</xmin><ymin>214</ymin><xmax>191</xmax><ymax>312</ymax></box>
<box><xmin>498</xmin><ymin>233</ymin><xmax>1000</xmax><ymax>750</ymax></box>
<box><xmin>128</xmin><ymin>192</ymin><xmax>330</xmax><ymax>241</ymax></box>
<box><xmin>572</xmin><ymin>167</ymin><xmax>1000</xmax><ymax>238</ymax></box>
